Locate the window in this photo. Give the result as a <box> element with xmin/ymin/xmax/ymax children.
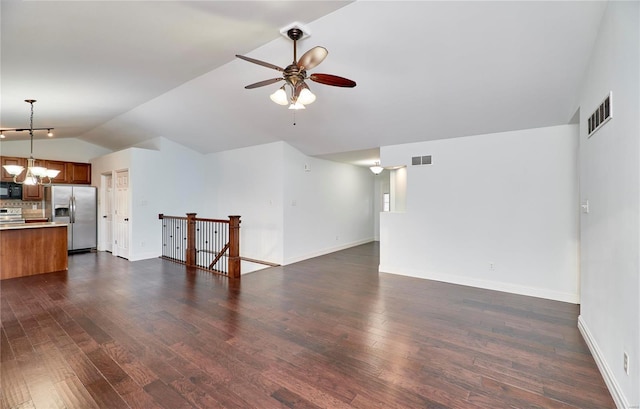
<box><xmin>383</xmin><ymin>193</ymin><xmax>390</xmax><ymax>212</ymax></box>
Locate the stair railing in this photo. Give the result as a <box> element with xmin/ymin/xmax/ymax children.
<box><xmin>159</xmin><ymin>213</ymin><xmax>241</xmax><ymax>278</ymax></box>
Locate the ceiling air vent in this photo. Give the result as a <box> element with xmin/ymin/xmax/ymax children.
<box><xmin>412</xmin><ymin>155</ymin><xmax>432</xmax><ymax>165</ymax></box>
<box><xmin>588</xmin><ymin>91</ymin><xmax>612</xmax><ymax>137</ymax></box>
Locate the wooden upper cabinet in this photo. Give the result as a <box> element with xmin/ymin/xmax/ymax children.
<box><xmin>67</xmin><ymin>162</ymin><xmax>91</xmax><ymax>184</ymax></box>
<box><xmin>44</xmin><ymin>160</ymin><xmax>69</xmax><ymax>183</ymax></box>
<box><xmin>1</xmin><ymin>156</ymin><xmax>91</xmax><ymax>184</ymax></box>
<box><xmin>1</xmin><ymin>156</ymin><xmax>26</xmax><ymax>181</ymax></box>
<box><xmin>22</xmin><ymin>184</ymin><xmax>43</xmax><ymax>201</ymax></box>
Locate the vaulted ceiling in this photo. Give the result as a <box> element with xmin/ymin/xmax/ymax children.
<box><xmin>1</xmin><ymin>1</ymin><xmax>606</xmax><ymax>164</ymax></box>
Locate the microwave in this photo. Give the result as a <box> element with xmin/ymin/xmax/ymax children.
<box><xmin>0</xmin><ymin>182</ymin><xmax>23</xmax><ymax>200</ymax></box>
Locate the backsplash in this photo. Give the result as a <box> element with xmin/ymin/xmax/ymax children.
<box><xmin>0</xmin><ymin>200</ymin><xmax>46</xmax><ymax>218</ymax></box>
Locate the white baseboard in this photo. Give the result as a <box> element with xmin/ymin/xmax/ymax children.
<box><xmin>128</xmin><ymin>251</ymin><xmax>161</xmax><ymax>261</ymax></box>
<box><xmin>378</xmin><ymin>265</ymin><xmax>579</xmax><ymax>304</ymax></box>
<box><xmin>578</xmin><ymin>316</ymin><xmax>630</xmax><ymax>409</ymax></box>
<box><xmin>283</xmin><ymin>238</ymin><xmax>374</xmax><ymax>266</ymax></box>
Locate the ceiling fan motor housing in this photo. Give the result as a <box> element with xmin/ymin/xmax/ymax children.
<box><xmin>284</xmin><ymin>64</ymin><xmax>305</xmax><ymax>86</ymax></box>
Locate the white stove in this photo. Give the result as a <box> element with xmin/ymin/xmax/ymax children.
<box><xmin>0</xmin><ymin>208</ymin><xmax>25</xmax><ymax>224</ymax></box>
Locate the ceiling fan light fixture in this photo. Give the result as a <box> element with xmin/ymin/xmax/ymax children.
<box><xmin>289</xmin><ymin>101</ymin><xmax>306</xmax><ymax>110</ymax></box>
<box><xmin>297</xmin><ymin>87</ymin><xmax>316</xmax><ymax>105</ymax></box>
<box><xmin>270</xmin><ymin>87</ymin><xmax>289</xmax><ymax>105</ymax></box>
<box><xmin>236</xmin><ymin>23</ymin><xmax>356</xmax><ymax>114</ymax></box>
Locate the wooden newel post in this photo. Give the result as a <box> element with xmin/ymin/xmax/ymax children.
<box><xmin>228</xmin><ymin>215</ymin><xmax>241</xmax><ymax>278</ymax></box>
<box><xmin>186</xmin><ymin>213</ymin><xmax>197</xmax><ymax>267</ymax></box>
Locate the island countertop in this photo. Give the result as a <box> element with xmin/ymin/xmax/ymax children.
<box><xmin>0</xmin><ymin>222</ymin><xmax>68</xmax><ymax>279</ymax></box>
<box><xmin>0</xmin><ymin>221</ymin><xmax>67</xmax><ymax>230</ymax></box>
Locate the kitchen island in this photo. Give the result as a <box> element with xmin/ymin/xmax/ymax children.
<box><xmin>0</xmin><ymin>222</ymin><xmax>68</xmax><ymax>280</ymax></box>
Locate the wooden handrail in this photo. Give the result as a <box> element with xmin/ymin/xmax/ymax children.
<box><xmin>158</xmin><ymin>213</ymin><xmax>187</xmax><ymax>220</ymax></box>
<box><xmin>159</xmin><ymin>214</ymin><xmax>228</xmax><ymax>223</ymax></box>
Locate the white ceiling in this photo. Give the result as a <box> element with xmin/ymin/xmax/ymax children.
<box><xmin>1</xmin><ymin>1</ymin><xmax>606</xmax><ymax>166</ymax></box>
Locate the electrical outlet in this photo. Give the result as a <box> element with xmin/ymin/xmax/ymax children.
<box><xmin>489</xmin><ymin>262</ymin><xmax>495</xmax><ymax>271</ymax></box>
<box><xmin>624</xmin><ymin>352</ymin><xmax>629</xmax><ymax>375</ymax></box>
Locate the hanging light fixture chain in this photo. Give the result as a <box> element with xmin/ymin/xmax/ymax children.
<box><xmin>28</xmin><ymin>99</ymin><xmax>35</xmax><ymax>157</ymax></box>
<box><xmin>0</xmin><ymin>99</ymin><xmax>61</xmax><ymax>185</ymax></box>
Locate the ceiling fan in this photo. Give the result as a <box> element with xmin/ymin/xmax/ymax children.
<box><xmin>235</xmin><ymin>26</ymin><xmax>356</xmax><ymax>110</ymax></box>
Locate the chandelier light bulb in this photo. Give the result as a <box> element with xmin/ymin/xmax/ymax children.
<box><xmin>23</xmin><ymin>171</ymin><xmax>37</xmax><ymax>185</ymax></box>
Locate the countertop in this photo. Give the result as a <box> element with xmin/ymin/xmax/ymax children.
<box><xmin>0</xmin><ymin>222</ymin><xmax>67</xmax><ymax>231</ymax></box>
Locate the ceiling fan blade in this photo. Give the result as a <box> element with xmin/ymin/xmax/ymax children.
<box><xmin>297</xmin><ymin>46</ymin><xmax>328</xmax><ymax>71</ymax></box>
<box><xmin>309</xmin><ymin>73</ymin><xmax>357</xmax><ymax>88</ymax></box>
<box><xmin>235</xmin><ymin>54</ymin><xmax>284</xmax><ymax>72</ymax></box>
<box><xmin>244</xmin><ymin>78</ymin><xmax>284</xmax><ymax>89</ymax></box>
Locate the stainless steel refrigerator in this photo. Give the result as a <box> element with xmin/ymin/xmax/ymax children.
<box><xmin>45</xmin><ymin>185</ymin><xmax>97</xmax><ymax>251</ymax></box>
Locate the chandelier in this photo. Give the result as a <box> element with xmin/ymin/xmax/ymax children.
<box><xmin>1</xmin><ymin>99</ymin><xmax>60</xmax><ymax>185</ymax></box>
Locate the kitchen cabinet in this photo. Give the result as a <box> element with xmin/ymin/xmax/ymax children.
<box><xmin>67</xmin><ymin>162</ymin><xmax>91</xmax><ymax>184</ymax></box>
<box><xmin>0</xmin><ymin>156</ymin><xmax>91</xmax><ymax>184</ymax></box>
<box><xmin>44</xmin><ymin>160</ymin><xmax>68</xmax><ymax>183</ymax></box>
<box><xmin>22</xmin><ymin>184</ymin><xmax>44</xmax><ymax>201</ymax></box>
<box><xmin>0</xmin><ymin>223</ymin><xmax>68</xmax><ymax>280</ymax></box>
<box><xmin>1</xmin><ymin>156</ymin><xmax>26</xmax><ymax>181</ymax></box>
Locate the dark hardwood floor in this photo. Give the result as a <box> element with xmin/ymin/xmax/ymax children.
<box><xmin>1</xmin><ymin>243</ymin><xmax>615</xmax><ymax>408</ymax></box>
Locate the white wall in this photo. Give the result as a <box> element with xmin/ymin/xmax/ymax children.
<box><xmin>380</xmin><ymin>124</ymin><xmax>580</xmax><ymax>303</ymax></box>
<box><xmin>390</xmin><ymin>167</ymin><xmax>407</xmax><ymax>212</ymax></box>
<box><xmin>153</xmin><ymin>137</ymin><xmax>209</xmax><ymax>216</ymax></box>
<box><xmin>0</xmin><ymin>137</ymin><xmax>112</xmax><ymax>162</ymax></box>
<box><xmin>90</xmin><ymin>139</ymin><xmax>374</xmax><ymax>272</ymax></box>
<box><xmin>282</xmin><ymin>142</ymin><xmax>375</xmax><ymax>265</ymax></box>
<box><xmin>91</xmin><ymin>138</ymin><xmax>207</xmax><ymax>261</ymax></box>
<box><xmin>204</xmin><ymin>141</ymin><xmax>375</xmax><ymax>272</ymax></box>
<box><xmin>373</xmin><ymin>170</ymin><xmax>389</xmax><ymax>241</ymax></box>
<box><xmin>206</xmin><ymin>142</ymin><xmax>285</xmax><ymax>273</ymax></box>
<box><xmin>576</xmin><ymin>2</ymin><xmax>639</xmax><ymax>408</ymax></box>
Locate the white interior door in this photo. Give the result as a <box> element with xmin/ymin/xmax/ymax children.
<box><xmin>102</xmin><ymin>173</ymin><xmax>114</xmax><ymax>252</ymax></box>
<box><xmin>114</xmin><ymin>170</ymin><xmax>130</xmax><ymax>259</ymax></box>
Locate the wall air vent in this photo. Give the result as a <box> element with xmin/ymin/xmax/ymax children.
<box><xmin>588</xmin><ymin>91</ymin><xmax>612</xmax><ymax>137</ymax></box>
<box><xmin>412</xmin><ymin>155</ymin><xmax>432</xmax><ymax>165</ymax></box>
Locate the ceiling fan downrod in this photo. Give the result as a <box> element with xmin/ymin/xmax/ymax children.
<box><xmin>287</xmin><ymin>28</ymin><xmax>304</xmax><ymax>63</ymax></box>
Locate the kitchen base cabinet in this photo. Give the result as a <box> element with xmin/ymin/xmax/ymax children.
<box><xmin>0</xmin><ymin>223</ymin><xmax>68</xmax><ymax>279</ymax></box>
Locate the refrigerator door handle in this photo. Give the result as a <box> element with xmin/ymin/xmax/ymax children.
<box><xmin>70</xmin><ymin>197</ymin><xmax>76</xmax><ymax>224</ymax></box>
